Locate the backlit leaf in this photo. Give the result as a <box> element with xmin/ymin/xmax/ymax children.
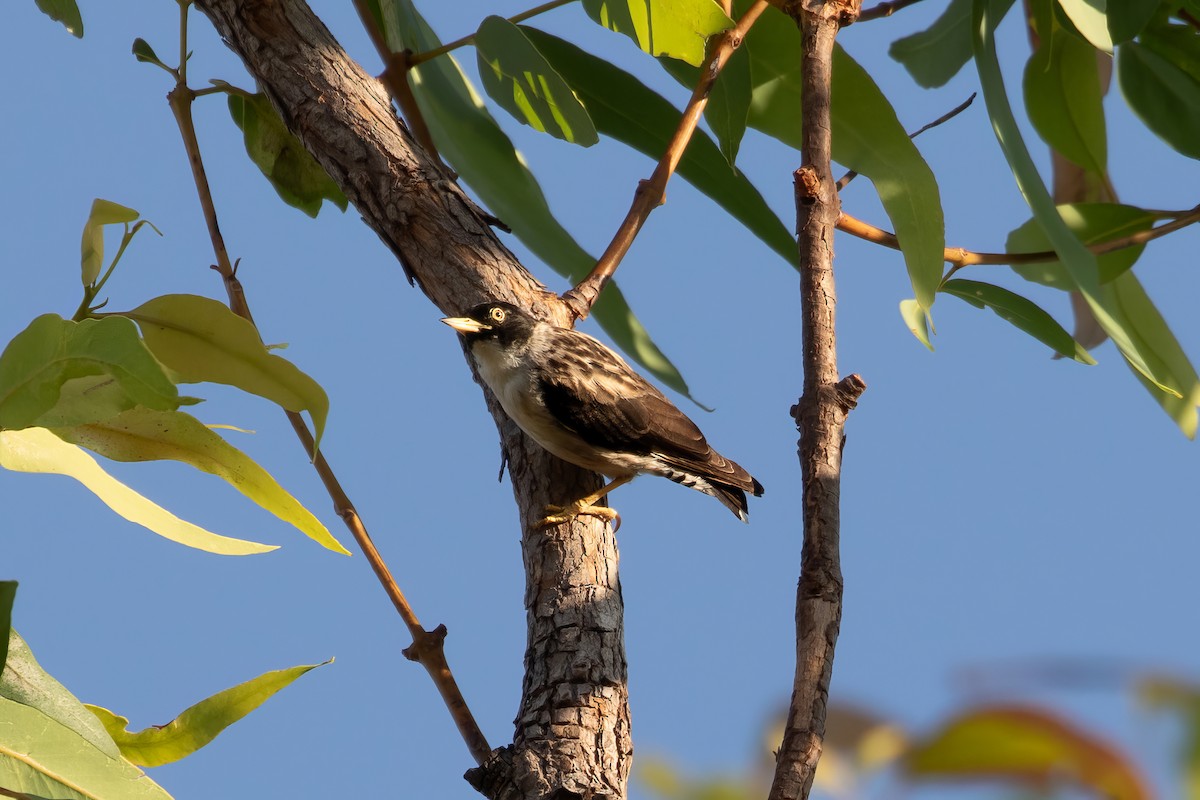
<box><xmin>0</xmin><ymin>583</ymin><xmax>14</xmax><ymax>675</ymax></box>
<box><xmin>53</xmin><ymin>408</ymin><xmax>348</xmax><ymax>554</ymax></box>
<box><xmin>87</xmin><ymin>661</ymin><xmax>329</xmax><ymax>767</ymax></box>
<box><xmin>124</xmin><ymin>294</ymin><xmax>330</xmax><ymax>450</ymax></box>
<box><xmin>1006</xmin><ymin>202</ymin><xmax>1158</xmax><ymax>289</ymax></box>
<box><xmin>1024</xmin><ymin>23</ymin><xmax>1107</xmax><ymax>174</ymax></box>
<box><xmin>0</xmin><ymin>427</ymin><xmax>276</xmax><ymax>555</ymax></box>
<box><xmin>475</xmin><ymin>16</ymin><xmax>597</xmax><ymax>145</ymax></box>
<box><xmin>941</xmin><ymin>279</ymin><xmax>1095</xmax><ymax>363</ymax></box>
<box><xmin>80</xmin><ymin>198</ymin><xmax>138</xmax><ymax>286</ymax></box>
<box><xmin>899</xmin><ymin>299</ymin><xmax>933</xmax><ymax>350</ymax></box>
<box><xmin>1058</xmin><ymin>0</ymin><xmax>1113</xmax><ymax>51</ymax></box>
<box><xmin>906</xmin><ymin>705</ymin><xmax>1149</xmax><ymax>800</ymax></box>
<box><xmin>582</xmin><ymin>0</ymin><xmax>733</xmax><ymax>66</ymax></box>
<box><xmin>0</xmin><ymin>314</ymin><xmax>180</xmax><ymax>430</ymax></box>
<box><xmin>525</xmin><ymin>27</ymin><xmax>794</xmax><ymax>263</ymax></box>
<box><xmin>1118</xmin><ymin>42</ymin><xmax>1200</xmax><ymax>160</ymax></box>
<box><xmin>35</xmin><ymin>0</ymin><xmax>83</xmax><ymax>37</ymax></box>
<box><xmin>228</xmin><ymin>91</ymin><xmax>349</xmax><ymax>217</ymax></box>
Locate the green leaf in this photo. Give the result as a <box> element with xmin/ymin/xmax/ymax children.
<box><xmin>1106</xmin><ymin>0</ymin><xmax>1161</xmax><ymax>43</ymax></box>
<box><xmin>1024</xmin><ymin>22</ymin><xmax>1107</xmax><ymax>174</ymax></box>
<box><xmin>0</xmin><ymin>635</ymin><xmax>172</xmax><ymax>800</ymax></box>
<box><xmin>123</xmin><ymin>295</ymin><xmax>330</xmax><ymax>451</ymax></box>
<box><xmin>1139</xmin><ymin>21</ymin><xmax>1200</xmax><ymax>84</ymax></box>
<box><xmin>376</xmin><ymin>1</ymin><xmax>694</xmax><ymax>396</ymax></box>
<box><xmin>0</xmin><ymin>314</ymin><xmax>180</xmax><ymax>430</ymax></box>
<box><xmin>475</xmin><ymin>16</ymin><xmax>598</xmax><ymax>146</ymax></box>
<box><xmin>53</xmin><ymin>408</ymin><xmax>348</xmax><ymax>555</ymax></box>
<box><xmin>941</xmin><ymin>278</ymin><xmax>1096</xmax><ymax>363</ymax></box>
<box><xmin>906</xmin><ymin>705</ymin><xmax>1150</xmax><ymax>800</ymax></box>
<box><xmin>973</xmin><ymin>0</ymin><xmax>1179</xmax><ymax>400</ymax></box>
<box><xmin>889</xmin><ymin>0</ymin><xmax>1017</xmax><ymax>88</ymax></box>
<box><xmin>741</xmin><ymin>6</ymin><xmax>946</xmax><ymax>309</ymax></box>
<box><xmin>0</xmin><ymin>427</ymin><xmax>277</xmax><ymax>555</ymax></box>
<box><xmin>707</xmin><ymin>44</ymin><xmax>752</xmax><ymax>166</ymax></box>
<box><xmin>80</xmin><ymin>198</ymin><xmax>139</xmax><ymax>286</ymax></box>
<box><xmin>524</xmin><ymin>27</ymin><xmax>794</xmax><ymax>263</ymax></box>
<box><xmin>132</xmin><ymin>37</ymin><xmax>169</xmax><ymax>70</ymax></box>
<box><xmin>899</xmin><ymin>299</ymin><xmax>934</xmax><ymax>351</ymax></box>
<box><xmin>86</xmin><ymin>661</ymin><xmax>329</xmax><ymax>767</ymax></box>
<box><xmin>582</xmin><ymin>0</ymin><xmax>734</xmax><ymax>66</ymax></box>
<box><xmin>1118</xmin><ymin>41</ymin><xmax>1200</xmax><ymax>159</ymax></box>
<box><xmin>1006</xmin><ymin>202</ymin><xmax>1158</xmax><ymax>289</ymax></box>
<box><xmin>1102</xmin><ymin>273</ymin><xmax>1200</xmax><ymax>437</ymax></box>
<box><xmin>227</xmin><ymin>91</ymin><xmax>349</xmax><ymax>218</ymax></box>
<box><xmin>0</xmin><ymin>583</ymin><xmax>14</xmax><ymax>675</ymax></box>
<box><xmin>35</xmin><ymin>0</ymin><xmax>83</xmax><ymax>37</ymax></box>
<box><xmin>1057</xmin><ymin>0</ymin><xmax>1113</xmax><ymax>51</ymax></box>
<box><xmin>2</xmin><ymin>631</ymin><xmax>120</xmax><ymax>759</ymax></box>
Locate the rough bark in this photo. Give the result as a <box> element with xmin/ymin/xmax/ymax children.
<box><xmin>768</xmin><ymin>1</ymin><xmax>865</xmax><ymax>799</ymax></box>
<box><xmin>191</xmin><ymin>1</ymin><xmax>630</xmax><ymax>796</ymax></box>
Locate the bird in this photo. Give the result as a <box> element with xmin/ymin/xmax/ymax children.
<box><xmin>442</xmin><ymin>301</ymin><xmax>763</xmax><ymax>527</ymax></box>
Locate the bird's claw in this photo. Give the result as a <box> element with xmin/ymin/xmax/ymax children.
<box><xmin>538</xmin><ymin>502</ymin><xmax>621</xmax><ymax>531</ymax></box>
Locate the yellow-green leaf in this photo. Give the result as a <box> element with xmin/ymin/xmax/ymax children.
<box><xmin>0</xmin><ymin>427</ymin><xmax>275</xmax><ymax>555</ymax></box>
<box><xmin>906</xmin><ymin>705</ymin><xmax>1149</xmax><ymax>800</ymax></box>
<box><xmin>899</xmin><ymin>299</ymin><xmax>934</xmax><ymax>351</ymax></box>
<box><xmin>123</xmin><ymin>295</ymin><xmax>330</xmax><ymax>450</ymax></box>
<box><xmin>53</xmin><ymin>408</ymin><xmax>348</xmax><ymax>554</ymax></box>
<box><xmin>80</xmin><ymin>198</ymin><xmax>139</xmax><ymax>286</ymax></box>
<box><xmin>87</xmin><ymin>660</ymin><xmax>329</xmax><ymax>767</ymax></box>
<box><xmin>582</xmin><ymin>0</ymin><xmax>733</xmax><ymax>67</ymax></box>
<box><xmin>0</xmin><ymin>314</ymin><xmax>180</xmax><ymax>430</ymax></box>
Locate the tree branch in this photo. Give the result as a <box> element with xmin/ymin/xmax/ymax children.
<box><xmin>561</xmin><ymin>1</ymin><xmax>771</xmax><ymax>320</ymax></box>
<box><xmin>191</xmin><ymin>1</ymin><xmax>631</xmax><ymax>796</ymax></box>
<box><xmin>768</xmin><ymin>0</ymin><xmax>865</xmax><ymax>798</ymax></box>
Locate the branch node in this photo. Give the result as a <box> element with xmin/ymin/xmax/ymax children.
<box><xmin>795</xmin><ymin>165</ymin><xmax>821</xmax><ymax>205</ymax></box>
<box><xmin>403</xmin><ymin>623</ymin><xmax>449</xmax><ymax>663</ymax></box>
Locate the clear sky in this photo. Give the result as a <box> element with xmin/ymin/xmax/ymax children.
<box><xmin>3</xmin><ymin>1</ymin><xmax>1198</xmax><ymax>798</ymax></box>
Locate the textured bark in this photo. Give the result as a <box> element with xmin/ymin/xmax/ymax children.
<box><xmin>191</xmin><ymin>1</ymin><xmax>630</xmax><ymax>796</ymax></box>
<box><xmin>768</xmin><ymin>1</ymin><xmax>864</xmax><ymax>799</ymax></box>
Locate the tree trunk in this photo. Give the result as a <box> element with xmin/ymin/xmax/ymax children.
<box><xmin>191</xmin><ymin>1</ymin><xmax>631</xmax><ymax>796</ymax></box>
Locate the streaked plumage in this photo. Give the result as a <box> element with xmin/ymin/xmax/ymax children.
<box><xmin>442</xmin><ymin>302</ymin><xmax>763</xmax><ymax>524</ymax></box>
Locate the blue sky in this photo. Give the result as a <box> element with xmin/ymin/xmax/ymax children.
<box><xmin>3</xmin><ymin>1</ymin><xmax>1199</xmax><ymax>798</ymax></box>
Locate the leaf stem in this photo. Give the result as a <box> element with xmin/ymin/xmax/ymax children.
<box><xmin>561</xmin><ymin>1</ymin><xmax>772</xmax><ymax>320</ymax></box>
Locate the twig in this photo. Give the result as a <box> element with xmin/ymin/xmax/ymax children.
<box><xmin>407</xmin><ymin>0</ymin><xmax>576</xmax><ymax>67</ymax></box>
<box><xmin>857</xmin><ymin>0</ymin><xmax>925</xmax><ymax>22</ymax></box>
<box><xmin>166</xmin><ymin>0</ymin><xmax>491</xmax><ymax>766</ymax></box>
<box><xmin>768</xmin><ymin>0</ymin><xmax>865</xmax><ymax>798</ymax></box>
<box><xmin>836</xmin><ymin>93</ymin><xmax>975</xmax><ymax>190</ymax></box>
<box><xmin>836</xmin><ymin>203</ymin><xmax>1200</xmax><ymax>276</ymax></box>
<box><xmin>561</xmin><ymin>1</ymin><xmax>772</xmax><ymax>320</ymax></box>
<box><xmin>350</xmin><ymin>0</ymin><xmax>442</xmax><ymax>161</ymax></box>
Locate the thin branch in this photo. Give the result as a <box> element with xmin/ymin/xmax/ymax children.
<box><xmin>857</xmin><ymin>0</ymin><xmax>924</xmax><ymax>22</ymax></box>
<box><xmin>167</xmin><ymin>1</ymin><xmax>491</xmax><ymax>767</ymax></box>
<box><xmin>407</xmin><ymin>0</ymin><xmax>576</xmax><ymax>67</ymax></box>
<box><xmin>837</xmin><ymin>93</ymin><xmax>975</xmax><ymax>190</ymax></box>
<box><xmin>768</xmin><ymin>0</ymin><xmax>865</xmax><ymax>797</ymax></box>
<box><xmin>836</xmin><ymin>203</ymin><xmax>1200</xmax><ymax>272</ymax></box>
<box><xmin>561</xmin><ymin>1</ymin><xmax>772</xmax><ymax>319</ymax></box>
<box><xmin>350</xmin><ymin>0</ymin><xmax>443</xmax><ymax>161</ymax></box>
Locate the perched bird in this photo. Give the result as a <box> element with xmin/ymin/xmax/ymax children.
<box><xmin>442</xmin><ymin>302</ymin><xmax>763</xmax><ymax>526</ymax></box>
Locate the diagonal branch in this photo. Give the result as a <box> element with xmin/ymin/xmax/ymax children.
<box><xmin>768</xmin><ymin>0</ymin><xmax>865</xmax><ymax>798</ymax></box>
<box><xmin>561</xmin><ymin>1</ymin><xmax>771</xmax><ymax>320</ymax></box>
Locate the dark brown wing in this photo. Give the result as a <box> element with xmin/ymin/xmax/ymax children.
<box><xmin>536</xmin><ymin>329</ymin><xmax>761</xmax><ymax>495</ymax></box>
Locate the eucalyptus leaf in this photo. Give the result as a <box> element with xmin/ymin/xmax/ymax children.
<box><xmin>53</xmin><ymin>408</ymin><xmax>348</xmax><ymax>555</ymax></box>
<box><xmin>941</xmin><ymin>278</ymin><xmax>1095</xmax><ymax>363</ymax></box>
<box><xmin>475</xmin><ymin>16</ymin><xmax>597</xmax><ymax>145</ymax></box>
<box><xmin>0</xmin><ymin>583</ymin><xmax>14</xmax><ymax>675</ymax></box>
<box><xmin>1024</xmin><ymin>23</ymin><xmax>1107</xmax><ymax>175</ymax></box>
<box><xmin>0</xmin><ymin>314</ymin><xmax>180</xmax><ymax>430</ymax></box>
<box><xmin>1118</xmin><ymin>41</ymin><xmax>1200</xmax><ymax>159</ymax></box>
<box><xmin>87</xmin><ymin>661</ymin><xmax>329</xmax><ymax>767</ymax></box>
<box><xmin>889</xmin><ymin>0</ymin><xmax>1016</xmax><ymax>88</ymax></box>
<box><xmin>228</xmin><ymin>92</ymin><xmax>349</xmax><ymax>217</ymax></box>
<box><xmin>124</xmin><ymin>294</ymin><xmax>330</xmax><ymax>451</ymax></box>
<box><xmin>0</xmin><ymin>427</ymin><xmax>277</xmax><ymax>555</ymax></box>
<box><xmin>582</xmin><ymin>0</ymin><xmax>733</xmax><ymax>66</ymax></box>
<box><xmin>1057</xmin><ymin>0</ymin><xmax>1113</xmax><ymax>51</ymax></box>
<box><xmin>1106</xmin><ymin>0</ymin><xmax>1161</xmax><ymax>43</ymax></box>
<box><xmin>899</xmin><ymin>299</ymin><xmax>934</xmax><ymax>351</ymax></box>
<box><xmin>35</xmin><ymin>0</ymin><xmax>83</xmax><ymax>37</ymax></box>
<box><xmin>1006</xmin><ymin>203</ymin><xmax>1158</xmax><ymax>289</ymax></box>
<box><xmin>80</xmin><ymin>198</ymin><xmax>139</xmax><ymax>286</ymax></box>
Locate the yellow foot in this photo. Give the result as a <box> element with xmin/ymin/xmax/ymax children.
<box><xmin>538</xmin><ymin>501</ymin><xmax>621</xmax><ymax>530</ymax></box>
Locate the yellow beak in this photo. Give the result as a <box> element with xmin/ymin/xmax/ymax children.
<box><xmin>441</xmin><ymin>317</ymin><xmax>492</xmax><ymax>334</ymax></box>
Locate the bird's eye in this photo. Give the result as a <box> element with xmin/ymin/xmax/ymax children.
<box><xmin>489</xmin><ymin>307</ymin><xmax>507</xmax><ymax>323</ymax></box>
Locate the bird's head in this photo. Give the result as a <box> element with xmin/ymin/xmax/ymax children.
<box><xmin>441</xmin><ymin>302</ymin><xmax>536</xmax><ymax>347</ymax></box>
